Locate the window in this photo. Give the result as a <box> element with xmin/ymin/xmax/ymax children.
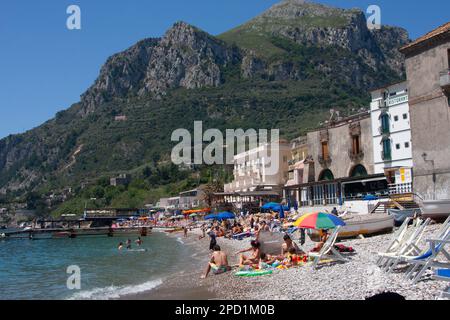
<box><xmin>403</xmin><ymin>113</ymin><xmax>408</xmax><ymax>120</ymax></box>
<box><xmin>380</xmin><ymin>113</ymin><xmax>390</xmax><ymax>134</ymax></box>
<box><xmin>321</xmin><ymin>142</ymin><xmax>329</xmax><ymax>160</ymax></box>
<box><xmin>405</xmin><ymin>142</ymin><xmax>410</xmax><ymax>148</ymax></box>
<box><xmin>351</xmin><ymin>135</ymin><xmax>361</xmax><ymax>155</ymax></box>
<box><xmin>396</xmin><ymin>144</ymin><xmax>401</xmax><ymax>150</ymax></box>
<box><xmin>394</xmin><ymin>115</ymin><xmax>399</xmax><ymax>122</ymax></box>
<box><xmin>382</xmin><ymin>138</ymin><xmax>392</xmax><ymax>160</ymax></box>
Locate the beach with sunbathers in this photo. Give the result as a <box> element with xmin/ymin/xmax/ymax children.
<box><xmin>127</xmin><ymin>214</ymin><xmax>449</xmax><ymax>300</ymax></box>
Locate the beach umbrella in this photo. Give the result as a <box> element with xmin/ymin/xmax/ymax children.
<box><xmin>189</xmin><ymin>213</ymin><xmax>198</xmax><ymax>218</ymax></box>
<box><xmin>205</xmin><ymin>213</ymin><xmax>218</xmax><ymax>220</ymax></box>
<box><xmin>261</xmin><ymin>202</ymin><xmax>279</xmax><ymax>210</ymax></box>
<box><xmin>217</xmin><ymin>212</ymin><xmax>235</xmax><ymax>220</ymax></box>
<box><xmin>293</xmin><ymin>212</ymin><xmax>346</xmax><ymax>230</ymax></box>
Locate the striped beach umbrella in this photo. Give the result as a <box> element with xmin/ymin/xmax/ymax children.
<box><xmin>293</xmin><ymin>212</ymin><xmax>346</xmax><ymax>230</ymax></box>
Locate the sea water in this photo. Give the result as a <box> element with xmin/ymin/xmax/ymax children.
<box><xmin>0</xmin><ymin>231</ymin><xmax>190</xmax><ymax>300</ymax></box>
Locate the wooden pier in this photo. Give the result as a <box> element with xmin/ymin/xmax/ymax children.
<box><xmin>1</xmin><ymin>226</ymin><xmax>152</xmax><ymax>240</ymax></box>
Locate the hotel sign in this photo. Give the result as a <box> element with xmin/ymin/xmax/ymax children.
<box><xmin>388</xmin><ymin>95</ymin><xmax>408</xmax><ymax>107</ymax></box>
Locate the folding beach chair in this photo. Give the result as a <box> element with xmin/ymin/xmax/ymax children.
<box><xmin>403</xmin><ymin>227</ymin><xmax>450</xmax><ymax>284</ymax></box>
<box><xmin>432</xmin><ymin>269</ymin><xmax>450</xmax><ymax>299</ymax></box>
<box><xmin>309</xmin><ymin>226</ymin><xmax>348</xmax><ymax>269</ymax></box>
<box><xmin>377</xmin><ymin>217</ymin><xmax>412</xmax><ymax>267</ymax></box>
<box><xmin>381</xmin><ymin>218</ymin><xmax>432</xmax><ymax>272</ymax></box>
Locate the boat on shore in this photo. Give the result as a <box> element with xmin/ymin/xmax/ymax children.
<box><xmin>388</xmin><ymin>208</ymin><xmax>421</xmax><ymax>227</ymax></box>
<box><xmin>308</xmin><ymin>213</ymin><xmax>394</xmax><ymax>240</ymax></box>
<box><xmin>421</xmin><ymin>199</ymin><xmax>450</xmax><ymax>222</ymax></box>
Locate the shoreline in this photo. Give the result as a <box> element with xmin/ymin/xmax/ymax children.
<box><xmin>124</xmin><ymin>224</ymin><xmax>448</xmax><ymax>300</ymax></box>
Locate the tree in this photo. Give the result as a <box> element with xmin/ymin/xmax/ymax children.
<box><xmin>202</xmin><ymin>181</ymin><xmax>224</xmax><ymax>207</ymax></box>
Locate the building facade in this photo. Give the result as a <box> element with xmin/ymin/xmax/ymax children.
<box><xmin>224</xmin><ymin>141</ymin><xmax>291</xmax><ymax>194</ymax></box>
<box><xmin>285</xmin><ymin>136</ymin><xmax>308</xmax><ymax>187</ymax></box>
<box><xmin>178</xmin><ymin>188</ymin><xmax>205</xmax><ymax>210</ymax></box>
<box><xmin>370</xmin><ymin>81</ymin><xmax>413</xmax><ymax>174</ymax></box>
<box><xmin>284</xmin><ymin>112</ymin><xmax>386</xmax><ymax>208</ymax></box>
<box><xmin>399</xmin><ymin>22</ymin><xmax>450</xmax><ymax>200</ymax></box>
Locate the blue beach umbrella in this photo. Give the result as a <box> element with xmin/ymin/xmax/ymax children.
<box><xmin>205</xmin><ymin>213</ymin><xmax>218</xmax><ymax>220</ymax></box>
<box><xmin>217</xmin><ymin>212</ymin><xmax>235</xmax><ymax>220</ymax></box>
<box><xmin>261</xmin><ymin>202</ymin><xmax>280</xmax><ymax>210</ymax></box>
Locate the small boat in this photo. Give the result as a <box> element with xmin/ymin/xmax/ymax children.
<box><xmin>309</xmin><ymin>214</ymin><xmax>394</xmax><ymax>240</ymax></box>
<box><xmin>388</xmin><ymin>208</ymin><xmax>421</xmax><ymax>227</ymax></box>
<box><xmin>421</xmin><ymin>200</ymin><xmax>450</xmax><ymax>222</ymax></box>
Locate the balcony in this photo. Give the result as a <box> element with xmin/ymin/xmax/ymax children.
<box><xmin>379</xmin><ymin>126</ymin><xmax>390</xmax><ymax>136</ymax></box>
<box><xmin>440</xmin><ymin>69</ymin><xmax>450</xmax><ymax>88</ymax></box>
<box><xmin>318</xmin><ymin>155</ymin><xmax>332</xmax><ymax>167</ymax></box>
<box><xmin>348</xmin><ymin>149</ymin><xmax>364</xmax><ymax>162</ymax></box>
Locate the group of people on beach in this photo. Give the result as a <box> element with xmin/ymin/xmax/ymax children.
<box><xmin>197</xmin><ymin>213</ymin><xmax>333</xmax><ymax>278</ymax></box>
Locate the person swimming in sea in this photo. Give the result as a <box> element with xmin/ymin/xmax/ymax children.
<box><xmin>118</xmin><ymin>242</ymin><xmax>124</xmax><ymax>250</ymax></box>
<box><xmin>126</xmin><ymin>239</ymin><xmax>132</xmax><ymax>250</ymax></box>
<box><xmin>135</xmin><ymin>237</ymin><xmax>143</xmax><ymax>246</ymax></box>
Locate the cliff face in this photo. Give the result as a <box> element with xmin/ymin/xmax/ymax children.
<box><xmin>221</xmin><ymin>0</ymin><xmax>409</xmax><ymax>86</ymax></box>
<box><xmin>0</xmin><ymin>0</ymin><xmax>410</xmax><ymax>196</ymax></box>
<box><xmin>80</xmin><ymin>22</ymin><xmax>241</xmax><ymax>115</ymax></box>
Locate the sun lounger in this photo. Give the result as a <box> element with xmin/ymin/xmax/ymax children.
<box><xmin>432</xmin><ymin>269</ymin><xmax>450</xmax><ymax>299</ymax></box>
<box><xmin>403</xmin><ymin>227</ymin><xmax>450</xmax><ymax>284</ymax></box>
<box><xmin>380</xmin><ymin>218</ymin><xmax>432</xmax><ymax>272</ymax></box>
<box><xmin>377</xmin><ymin>217</ymin><xmax>412</xmax><ymax>267</ymax></box>
<box><xmin>309</xmin><ymin>226</ymin><xmax>348</xmax><ymax>269</ymax></box>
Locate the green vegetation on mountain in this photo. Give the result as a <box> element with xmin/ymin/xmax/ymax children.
<box><xmin>0</xmin><ymin>0</ymin><xmax>410</xmax><ymax>216</ymax></box>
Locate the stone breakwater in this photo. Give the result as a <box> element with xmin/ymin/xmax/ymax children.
<box><xmin>195</xmin><ymin>224</ymin><xmax>448</xmax><ymax>300</ymax></box>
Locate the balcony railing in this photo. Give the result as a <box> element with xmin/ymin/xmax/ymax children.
<box><xmin>440</xmin><ymin>69</ymin><xmax>450</xmax><ymax>88</ymax></box>
<box><xmin>348</xmin><ymin>149</ymin><xmax>364</xmax><ymax>162</ymax></box>
<box><xmin>389</xmin><ymin>183</ymin><xmax>413</xmax><ymax>195</ymax></box>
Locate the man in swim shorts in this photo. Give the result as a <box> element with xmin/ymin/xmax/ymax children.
<box><xmin>201</xmin><ymin>245</ymin><xmax>231</xmax><ymax>279</ymax></box>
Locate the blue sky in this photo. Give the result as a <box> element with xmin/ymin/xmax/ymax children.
<box><xmin>0</xmin><ymin>0</ymin><xmax>449</xmax><ymax>139</ymax></box>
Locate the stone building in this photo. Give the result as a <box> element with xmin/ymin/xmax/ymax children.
<box><xmin>399</xmin><ymin>22</ymin><xmax>450</xmax><ymax>200</ymax></box>
<box><xmin>284</xmin><ymin>112</ymin><xmax>387</xmax><ymax>209</ymax></box>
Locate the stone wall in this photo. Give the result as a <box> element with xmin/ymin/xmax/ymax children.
<box><xmin>405</xmin><ymin>41</ymin><xmax>450</xmax><ymax>200</ymax></box>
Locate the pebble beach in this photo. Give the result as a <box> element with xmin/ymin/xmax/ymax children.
<box><xmin>145</xmin><ymin>223</ymin><xmax>449</xmax><ymax>301</ymax></box>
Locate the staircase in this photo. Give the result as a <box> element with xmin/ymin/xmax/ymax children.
<box><xmin>369</xmin><ymin>193</ymin><xmax>421</xmax><ymax>214</ymax></box>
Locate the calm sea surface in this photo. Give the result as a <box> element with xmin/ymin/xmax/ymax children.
<box><xmin>0</xmin><ymin>231</ymin><xmax>191</xmax><ymax>300</ymax></box>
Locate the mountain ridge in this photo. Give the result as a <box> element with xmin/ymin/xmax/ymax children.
<box><xmin>0</xmin><ymin>0</ymin><xmax>410</xmax><ymax>201</ymax></box>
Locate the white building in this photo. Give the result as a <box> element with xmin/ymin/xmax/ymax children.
<box><xmin>370</xmin><ymin>81</ymin><xmax>413</xmax><ymax>172</ymax></box>
<box><xmin>224</xmin><ymin>141</ymin><xmax>291</xmax><ymax>194</ymax></box>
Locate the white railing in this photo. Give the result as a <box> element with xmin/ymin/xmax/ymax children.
<box><xmin>389</xmin><ymin>183</ymin><xmax>412</xmax><ymax>195</ymax></box>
